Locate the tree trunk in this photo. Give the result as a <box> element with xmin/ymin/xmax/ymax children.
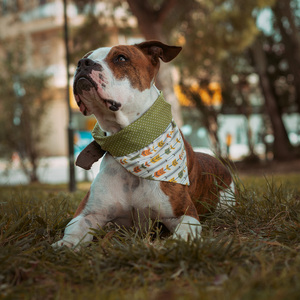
<box><xmin>238</xmin><ymin>90</ymin><xmax>256</xmax><ymax>157</ymax></box>
<box><xmin>245</xmin><ymin>116</ymin><xmax>255</xmax><ymax>156</ymax></box>
<box><xmin>197</xmin><ymin>104</ymin><xmax>221</xmax><ymax>157</ymax></box>
<box><xmin>272</xmin><ymin>0</ymin><xmax>300</xmax><ymax>113</ymax></box>
<box><xmin>127</xmin><ymin>0</ymin><xmax>183</xmax><ymax>127</ymax></box>
<box><xmin>21</xmin><ymin>101</ymin><xmax>40</xmax><ymax>183</ymax></box>
<box><xmin>251</xmin><ymin>39</ymin><xmax>295</xmax><ymax>160</ymax></box>
<box><xmin>206</xmin><ymin>113</ymin><xmax>221</xmax><ymax>157</ymax></box>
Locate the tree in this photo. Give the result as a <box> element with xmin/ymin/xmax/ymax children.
<box><xmin>71</xmin><ymin>0</ymin><xmax>110</xmax><ymax>62</ymax></box>
<box><xmin>168</xmin><ymin>0</ymin><xmax>272</xmax><ymax>157</ymax></box>
<box><xmin>220</xmin><ymin>33</ymin><xmax>297</xmax><ymax>161</ymax></box>
<box><xmin>169</xmin><ymin>0</ymin><xmax>264</xmax><ymax>78</ymax></box>
<box><xmin>221</xmin><ymin>60</ymin><xmax>260</xmax><ymax>160</ymax></box>
<box><xmin>246</xmin><ymin>0</ymin><xmax>300</xmax><ymax>160</ymax></box>
<box><xmin>180</xmin><ymin>81</ymin><xmax>222</xmax><ymax>156</ymax></box>
<box><xmin>0</xmin><ymin>37</ymin><xmax>50</xmax><ymax>182</ymax></box>
<box><xmin>250</xmin><ymin>37</ymin><xmax>294</xmax><ymax>160</ymax></box>
<box><xmin>172</xmin><ymin>0</ymin><xmax>298</xmax><ymax>160</ymax></box>
<box><xmin>272</xmin><ymin>0</ymin><xmax>300</xmax><ymax>113</ymax></box>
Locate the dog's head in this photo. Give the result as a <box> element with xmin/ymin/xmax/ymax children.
<box><xmin>73</xmin><ymin>40</ymin><xmax>181</xmax><ymax>116</ymax></box>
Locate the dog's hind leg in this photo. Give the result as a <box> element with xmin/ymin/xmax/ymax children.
<box><xmin>159</xmin><ymin>183</ymin><xmax>202</xmax><ymax>241</ymax></box>
<box><xmin>219</xmin><ymin>180</ymin><xmax>236</xmax><ymax>208</ymax></box>
<box><xmin>172</xmin><ymin>215</ymin><xmax>202</xmax><ymax>240</ymax></box>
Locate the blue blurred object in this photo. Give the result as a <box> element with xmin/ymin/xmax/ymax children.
<box><xmin>74</xmin><ymin>131</ymin><xmax>93</xmax><ymax>155</ymax></box>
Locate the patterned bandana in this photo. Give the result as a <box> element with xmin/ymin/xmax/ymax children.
<box><xmin>92</xmin><ymin>92</ymin><xmax>190</xmax><ymax>186</ymax></box>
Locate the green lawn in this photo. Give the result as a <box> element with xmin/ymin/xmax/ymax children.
<box><xmin>1</xmin><ymin>174</ymin><xmax>300</xmax><ymax>300</ymax></box>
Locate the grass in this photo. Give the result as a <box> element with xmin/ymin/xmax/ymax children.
<box><xmin>1</xmin><ymin>174</ymin><xmax>300</xmax><ymax>300</ymax></box>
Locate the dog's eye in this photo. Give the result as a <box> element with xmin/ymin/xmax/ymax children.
<box><xmin>115</xmin><ymin>55</ymin><xmax>128</xmax><ymax>63</ymax></box>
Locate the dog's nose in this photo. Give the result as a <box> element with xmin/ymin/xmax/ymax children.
<box><xmin>77</xmin><ymin>58</ymin><xmax>96</xmax><ymax>68</ymax></box>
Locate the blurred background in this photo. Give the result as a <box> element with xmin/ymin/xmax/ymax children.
<box><xmin>0</xmin><ymin>0</ymin><xmax>299</xmax><ymax>187</ymax></box>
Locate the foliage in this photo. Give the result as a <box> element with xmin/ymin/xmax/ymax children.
<box><xmin>168</xmin><ymin>0</ymin><xmax>274</xmax><ymax>79</ymax></box>
<box><xmin>199</xmin><ymin>0</ymin><xmax>300</xmax><ymax>116</ymax></box>
<box><xmin>169</xmin><ymin>0</ymin><xmax>299</xmax><ymax>160</ymax></box>
<box><xmin>219</xmin><ymin>0</ymin><xmax>300</xmax><ymax>113</ymax></box>
<box><xmin>0</xmin><ymin>36</ymin><xmax>50</xmax><ymax>182</ymax></box>
<box><xmin>70</xmin><ymin>8</ymin><xmax>109</xmax><ymax>62</ymax></box>
<box><xmin>179</xmin><ymin>83</ymin><xmax>222</xmax><ymax>156</ymax></box>
<box><xmin>1</xmin><ymin>174</ymin><xmax>300</xmax><ymax>299</ymax></box>
<box><xmin>271</xmin><ymin>0</ymin><xmax>300</xmax><ymax>113</ymax></box>
<box><xmin>71</xmin><ymin>0</ymin><xmax>133</xmax><ymax>62</ymax></box>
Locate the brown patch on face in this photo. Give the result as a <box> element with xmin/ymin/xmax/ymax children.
<box><xmin>73</xmin><ymin>190</ymin><xmax>90</xmax><ymax>218</ymax></box>
<box><xmin>104</xmin><ymin>45</ymin><xmax>159</xmax><ymax>91</ymax></box>
<box><xmin>161</xmin><ymin>134</ymin><xmax>233</xmax><ymax>219</ymax></box>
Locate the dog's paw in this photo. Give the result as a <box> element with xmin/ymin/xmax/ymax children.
<box><xmin>51</xmin><ymin>237</ymin><xmax>81</xmax><ymax>250</ymax></box>
<box><xmin>172</xmin><ymin>230</ymin><xmax>203</xmax><ymax>242</ymax></box>
<box><xmin>172</xmin><ymin>216</ymin><xmax>202</xmax><ymax>241</ymax></box>
<box><xmin>52</xmin><ymin>239</ymin><xmax>74</xmax><ymax>249</ymax></box>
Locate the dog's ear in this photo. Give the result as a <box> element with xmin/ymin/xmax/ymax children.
<box><xmin>135</xmin><ymin>40</ymin><xmax>182</xmax><ymax>65</ymax></box>
<box><xmin>75</xmin><ymin>141</ymin><xmax>106</xmax><ymax>170</ymax></box>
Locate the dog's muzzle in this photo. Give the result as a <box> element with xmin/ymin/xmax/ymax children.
<box><xmin>73</xmin><ymin>58</ymin><xmax>102</xmax><ymax>95</ymax></box>
<box><xmin>75</xmin><ymin>77</ymin><xmax>94</xmax><ymax>94</ymax></box>
<box><xmin>73</xmin><ymin>58</ymin><xmax>121</xmax><ymax>113</ymax></box>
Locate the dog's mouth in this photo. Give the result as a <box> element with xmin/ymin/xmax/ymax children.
<box><xmin>73</xmin><ymin>76</ymin><xmax>121</xmax><ymax>115</ymax></box>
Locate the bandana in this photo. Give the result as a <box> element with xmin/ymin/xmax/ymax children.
<box><xmin>92</xmin><ymin>92</ymin><xmax>190</xmax><ymax>185</ymax></box>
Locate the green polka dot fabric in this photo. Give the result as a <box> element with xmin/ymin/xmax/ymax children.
<box><xmin>92</xmin><ymin>92</ymin><xmax>172</xmax><ymax>157</ymax></box>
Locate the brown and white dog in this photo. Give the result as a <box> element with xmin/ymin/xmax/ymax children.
<box><xmin>52</xmin><ymin>41</ymin><xmax>233</xmax><ymax>248</ymax></box>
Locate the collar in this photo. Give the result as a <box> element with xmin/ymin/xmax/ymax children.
<box><xmin>92</xmin><ymin>92</ymin><xmax>172</xmax><ymax>157</ymax></box>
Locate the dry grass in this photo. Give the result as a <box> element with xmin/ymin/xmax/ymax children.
<box><xmin>1</xmin><ymin>174</ymin><xmax>300</xmax><ymax>300</ymax></box>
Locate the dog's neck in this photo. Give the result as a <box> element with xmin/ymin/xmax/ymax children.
<box><xmin>93</xmin><ymin>84</ymin><xmax>160</xmax><ymax>136</ymax></box>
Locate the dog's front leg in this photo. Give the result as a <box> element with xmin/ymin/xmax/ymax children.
<box><xmin>52</xmin><ymin>155</ymin><xmax>131</xmax><ymax>249</ymax></box>
<box><xmin>52</xmin><ymin>213</ymin><xmax>106</xmax><ymax>249</ymax></box>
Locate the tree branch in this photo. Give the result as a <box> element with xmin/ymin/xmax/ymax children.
<box><xmin>127</xmin><ymin>0</ymin><xmax>177</xmax><ymax>24</ymax></box>
<box><xmin>127</xmin><ymin>0</ymin><xmax>152</xmax><ymax>20</ymax></box>
<box><xmin>156</xmin><ymin>0</ymin><xmax>177</xmax><ymax>23</ymax></box>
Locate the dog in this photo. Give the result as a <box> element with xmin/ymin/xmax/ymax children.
<box><xmin>52</xmin><ymin>40</ymin><xmax>233</xmax><ymax>248</ymax></box>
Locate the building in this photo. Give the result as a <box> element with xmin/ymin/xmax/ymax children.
<box><xmin>0</xmin><ymin>0</ymin><xmax>138</xmax><ymax>156</ymax></box>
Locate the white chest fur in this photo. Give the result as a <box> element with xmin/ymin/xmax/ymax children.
<box><xmin>86</xmin><ymin>154</ymin><xmax>175</xmax><ymax>226</ymax></box>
